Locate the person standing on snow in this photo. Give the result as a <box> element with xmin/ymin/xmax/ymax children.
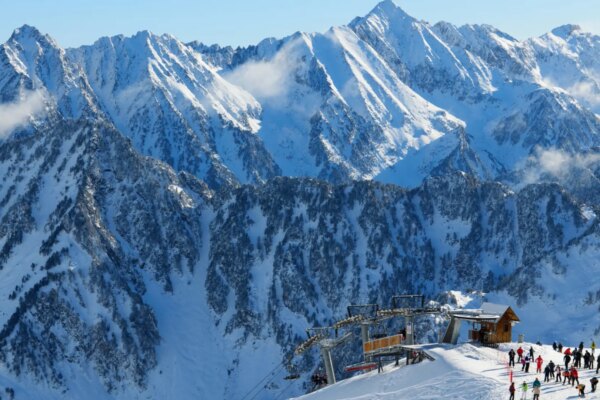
<box><xmin>532</xmin><ymin>378</ymin><xmax>541</xmax><ymax>400</ymax></box>
<box><xmin>530</xmin><ymin>347</ymin><xmax>535</xmax><ymax>359</ymax></box>
<box><xmin>555</xmin><ymin>365</ymin><xmax>562</xmax><ymax>383</ymax></box>
<box><xmin>517</xmin><ymin>346</ymin><xmax>524</xmax><ymax>363</ymax></box>
<box><xmin>525</xmin><ymin>355</ymin><xmax>531</xmax><ymax>373</ymax></box>
<box><xmin>509</xmin><ymin>349</ymin><xmax>516</xmax><ymax>367</ymax></box>
<box><xmin>596</xmin><ymin>354</ymin><xmax>600</xmax><ymax>374</ymax></box>
<box><xmin>565</xmin><ymin>352</ymin><xmax>572</xmax><ymax>370</ymax></box>
<box><xmin>558</xmin><ymin>343</ymin><xmax>564</xmax><ymax>353</ymax></box>
<box><xmin>575</xmin><ymin>350</ymin><xmax>583</xmax><ymax>368</ymax></box>
<box><xmin>521</xmin><ymin>381</ymin><xmax>528</xmax><ymax>400</ymax></box>
<box><xmin>584</xmin><ymin>351</ymin><xmax>591</xmax><ymax>369</ymax></box>
<box><xmin>592</xmin><ymin>340</ymin><xmax>596</xmax><ymax>356</ymax></box>
<box><xmin>579</xmin><ymin>342</ymin><xmax>585</xmax><ymax>353</ymax></box>
<box><xmin>548</xmin><ymin>360</ymin><xmax>555</xmax><ymax>379</ymax></box>
<box><xmin>544</xmin><ymin>364</ymin><xmax>551</xmax><ymax>382</ymax></box>
<box><xmin>571</xmin><ymin>367</ymin><xmax>580</xmax><ymax>386</ymax></box>
<box><xmin>509</xmin><ymin>381</ymin><xmax>516</xmax><ymax>400</ymax></box>
<box><xmin>521</xmin><ymin>355</ymin><xmax>527</xmax><ymax>371</ymax></box>
<box><xmin>563</xmin><ymin>368</ymin><xmax>570</xmax><ymax>386</ymax></box>
<box><xmin>536</xmin><ymin>356</ymin><xmax>543</xmax><ymax>373</ymax></box>
<box><xmin>553</xmin><ymin>341</ymin><xmax>558</xmax><ymax>351</ymax></box>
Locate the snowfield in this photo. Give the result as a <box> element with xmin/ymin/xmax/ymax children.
<box><xmin>294</xmin><ymin>343</ymin><xmax>600</xmax><ymax>400</ymax></box>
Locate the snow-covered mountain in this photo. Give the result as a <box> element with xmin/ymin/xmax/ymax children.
<box><xmin>193</xmin><ymin>0</ymin><xmax>600</xmax><ymax>190</ymax></box>
<box><xmin>2</xmin><ymin>1</ymin><xmax>600</xmax><ymax>399</ymax></box>
<box><xmin>4</xmin><ymin>1</ymin><xmax>600</xmax><ymax>190</ymax></box>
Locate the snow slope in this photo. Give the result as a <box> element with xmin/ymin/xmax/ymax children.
<box><xmin>295</xmin><ymin>342</ymin><xmax>600</xmax><ymax>400</ymax></box>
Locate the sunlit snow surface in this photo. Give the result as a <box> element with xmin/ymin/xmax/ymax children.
<box><xmin>295</xmin><ymin>343</ymin><xmax>600</xmax><ymax>400</ymax></box>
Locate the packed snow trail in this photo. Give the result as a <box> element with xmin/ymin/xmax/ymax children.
<box><xmin>293</xmin><ymin>343</ymin><xmax>600</xmax><ymax>400</ymax></box>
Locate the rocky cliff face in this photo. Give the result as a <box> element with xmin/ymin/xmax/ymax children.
<box><xmin>2</xmin><ymin>116</ymin><xmax>599</xmax><ymax>398</ymax></box>
<box><xmin>2</xmin><ymin>1</ymin><xmax>600</xmax><ymax>399</ymax></box>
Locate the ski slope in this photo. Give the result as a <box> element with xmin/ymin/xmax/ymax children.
<box><xmin>293</xmin><ymin>342</ymin><xmax>600</xmax><ymax>400</ymax></box>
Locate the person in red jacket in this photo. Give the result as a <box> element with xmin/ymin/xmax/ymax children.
<box><xmin>571</xmin><ymin>367</ymin><xmax>580</xmax><ymax>386</ymax></box>
<box><xmin>565</xmin><ymin>347</ymin><xmax>573</xmax><ymax>356</ymax></box>
<box><xmin>563</xmin><ymin>369</ymin><xmax>571</xmax><ymax>386</ymax></box>
<box><xmin>536</xmin><ymin>355</ymin><xmax>544</xmax><ymax>373</ymax></box>
<box><xmin>517</xmin><ymin>347</ymin><xmax>524</xmax><ymax>362</ymax></box>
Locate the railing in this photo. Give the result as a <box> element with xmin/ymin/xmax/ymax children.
<box><xmin>363</xmin><ymin>334</ymin><xmax>404</xmax><ymax>354</ymax></box>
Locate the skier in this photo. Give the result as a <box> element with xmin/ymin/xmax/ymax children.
<box><xmin>553</xmin><ymin>341</ymin><xmax>558</xmax><ymax>351</ymax></box>
<box><xmin>529</xmin><ymin>347</ymin><xmax>535</xmax><ymax>359</ymax></box>
<box><xmin>592</xmin><ymin>340</ymin><xmax>596</xmax><ymax>356</ymax></box>
<box><xmin>525</xmin><ymin>355</ymin><xmax>531</xmax><ymax>373</ymax></box>
<box><xmin>517</xmin><ymin>346</ymin><xmax>524</xmax><ymax>362</ymax></box>
<box><xmin>509</xmin><ymin>349</ymin><xmax>516</xmax><ymax>367</ymax></box>
<box><xmin>509</xmin><ymin>381</ymin><xmax>516</xmax><ymax>400</ymax></box>
<box><xmin>558</xmin><ymin>343</ymin><xmax>564</xmax><ymax>353</ymax></box>
<box><xmin>521</xmin><ymin>355</ymin><xmax>527</xmax><ymax>371</ymax></box>
<box><xmin>597</xmin><ymin>354</ymin><xmax>600</xmax><ymax>374</ymax></box>
<box><xmin>577</xmin><ymin>383</ymin><xmax>586</xmax><ymax>398</ymax></box>
<box><xmin>521</xmin><ymin>381</ymin><xmax>528</xmax><ymax>400</ymax></box>
<box><xmin>591</xmin><ymin>376</ymin><xmax>598</xmax><ymax>393</ymax></box>
<box><xmin>555</xmin><ymin>365</ymin><xmax>562</xmax><ymax>383</ymax></box>
<box><xmin>571</xmin><ymin>367</ymin><xmax>580</xmax><ymax>386</ymax></box>
<box><xmin>536</xmin><ymin>356</ymin><xmax>543</xmax><ymax>373</ymax></box>
<box><xmin>544</xmin><ymin>364</ymin><xmax>551</xmax><ymax>382</ymax></box>
<box><xmin>532</xmin><ymin>378</ymin><xmax>541</xmax><ymax>400</ymax></box>
<box><xmin>580</xmin><ymin>342</ymin><xmax>585</xmax><ymax>353</ymax></box>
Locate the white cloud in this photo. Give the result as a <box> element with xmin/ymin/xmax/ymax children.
<box><xmin>567</xmin><ymin>81</ymin><xmax>600</xmax><ymax>108</ymax></box>
<box><xmin>541</xmin><ymin>77</ymin><xmax>600</xmax><ymax>110</ymax></box>
<box><xmin>0</xmin><ymin>91</ymin><xmax>45</xmax><ymax>139</ymax></box>
<box><xmin>222</xmin><ymin>46</ymin><xmax>296</xmax><ymax>100</ymax></box>
<box><xmin>522</xmin><ymin>147</ymin><xmax>600</xmax><ymax>184</ymax></box>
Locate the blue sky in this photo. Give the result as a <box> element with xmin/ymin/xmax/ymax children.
<box><xmin>2</xmin><ymin>0</ymin><xmax>599</xmax><ymax>48</ymax></box>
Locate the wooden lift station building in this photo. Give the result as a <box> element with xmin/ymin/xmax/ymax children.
<box><xmin>443</xmin><ymin>303</ymin><xmax>520</xmax><ymax>345</ymax></box>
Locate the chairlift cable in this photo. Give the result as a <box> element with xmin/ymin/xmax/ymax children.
<box><xmin>239</xmin><ymin>361</ymin><xmax>286</xmax><ymax>400</ymax></box>
<box><xmin>273</xmin><ymin>380</ymin><xmax>296</xmax><ymax>400</ymax></box>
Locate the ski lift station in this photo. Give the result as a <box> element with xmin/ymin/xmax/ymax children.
<box><xmin>292</xmin><ymin>297</ymin><xmax>521</xmax><ymax>390</ymax></box>
<box><xmin>443</xmin><ymin>302</ymin><xmax>520</xmax><ymax>345</ymax></box>
<box><xmin>294</xmin><ymin>295</ymin><xmax>443</xmax><ymax>386</ymax></box>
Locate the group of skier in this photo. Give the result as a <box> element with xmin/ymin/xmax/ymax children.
<box><xmin>507</xmin><ymin>341</ymin><xmax>599</xmax><ymax>399</ymax></box>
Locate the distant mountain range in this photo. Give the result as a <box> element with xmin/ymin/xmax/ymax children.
<box><xmin>1</xmin><ymin>1</ymin><xmax>600</xmax><ymax>399</ymax></box>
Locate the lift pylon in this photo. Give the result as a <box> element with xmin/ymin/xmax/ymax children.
<box><xmin>294</xmin><ymin>327</ymin><xmax>353</xmax><ymax>386</ymax></box>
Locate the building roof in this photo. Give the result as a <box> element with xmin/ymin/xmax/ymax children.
<box><xmin>449</xmin><ymin>302</ymin><xmax>520</xmax><ymax>324</ymax></box>
<box><xmin>481</xmin><ymin>303</ymin><xmax>509</xmax><ymax>317</ymax></box>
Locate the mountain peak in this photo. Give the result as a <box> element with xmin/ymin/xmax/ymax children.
<box><xmin>350</xmin><ymin>0</ymin><xmax>415</xmax><ymax>29</ymax></box>
<box><xmin>11</xmin><ymin>24</ymin><xmax>42</xmax><ymax>38</ymax></box>
<box><xmin>368</xmin><ymin>0</ymin><xmax>413</xmax><ymax>20</ymax></box>
<box><xmin>551</xmin><ymin>24</ymin><xmax>582</xmax><ymax>38</ymax></box>
<box><xmin>9</xmin><ymin>24</ymin><xmax>56</xmax><ymax>48</ymax></box>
